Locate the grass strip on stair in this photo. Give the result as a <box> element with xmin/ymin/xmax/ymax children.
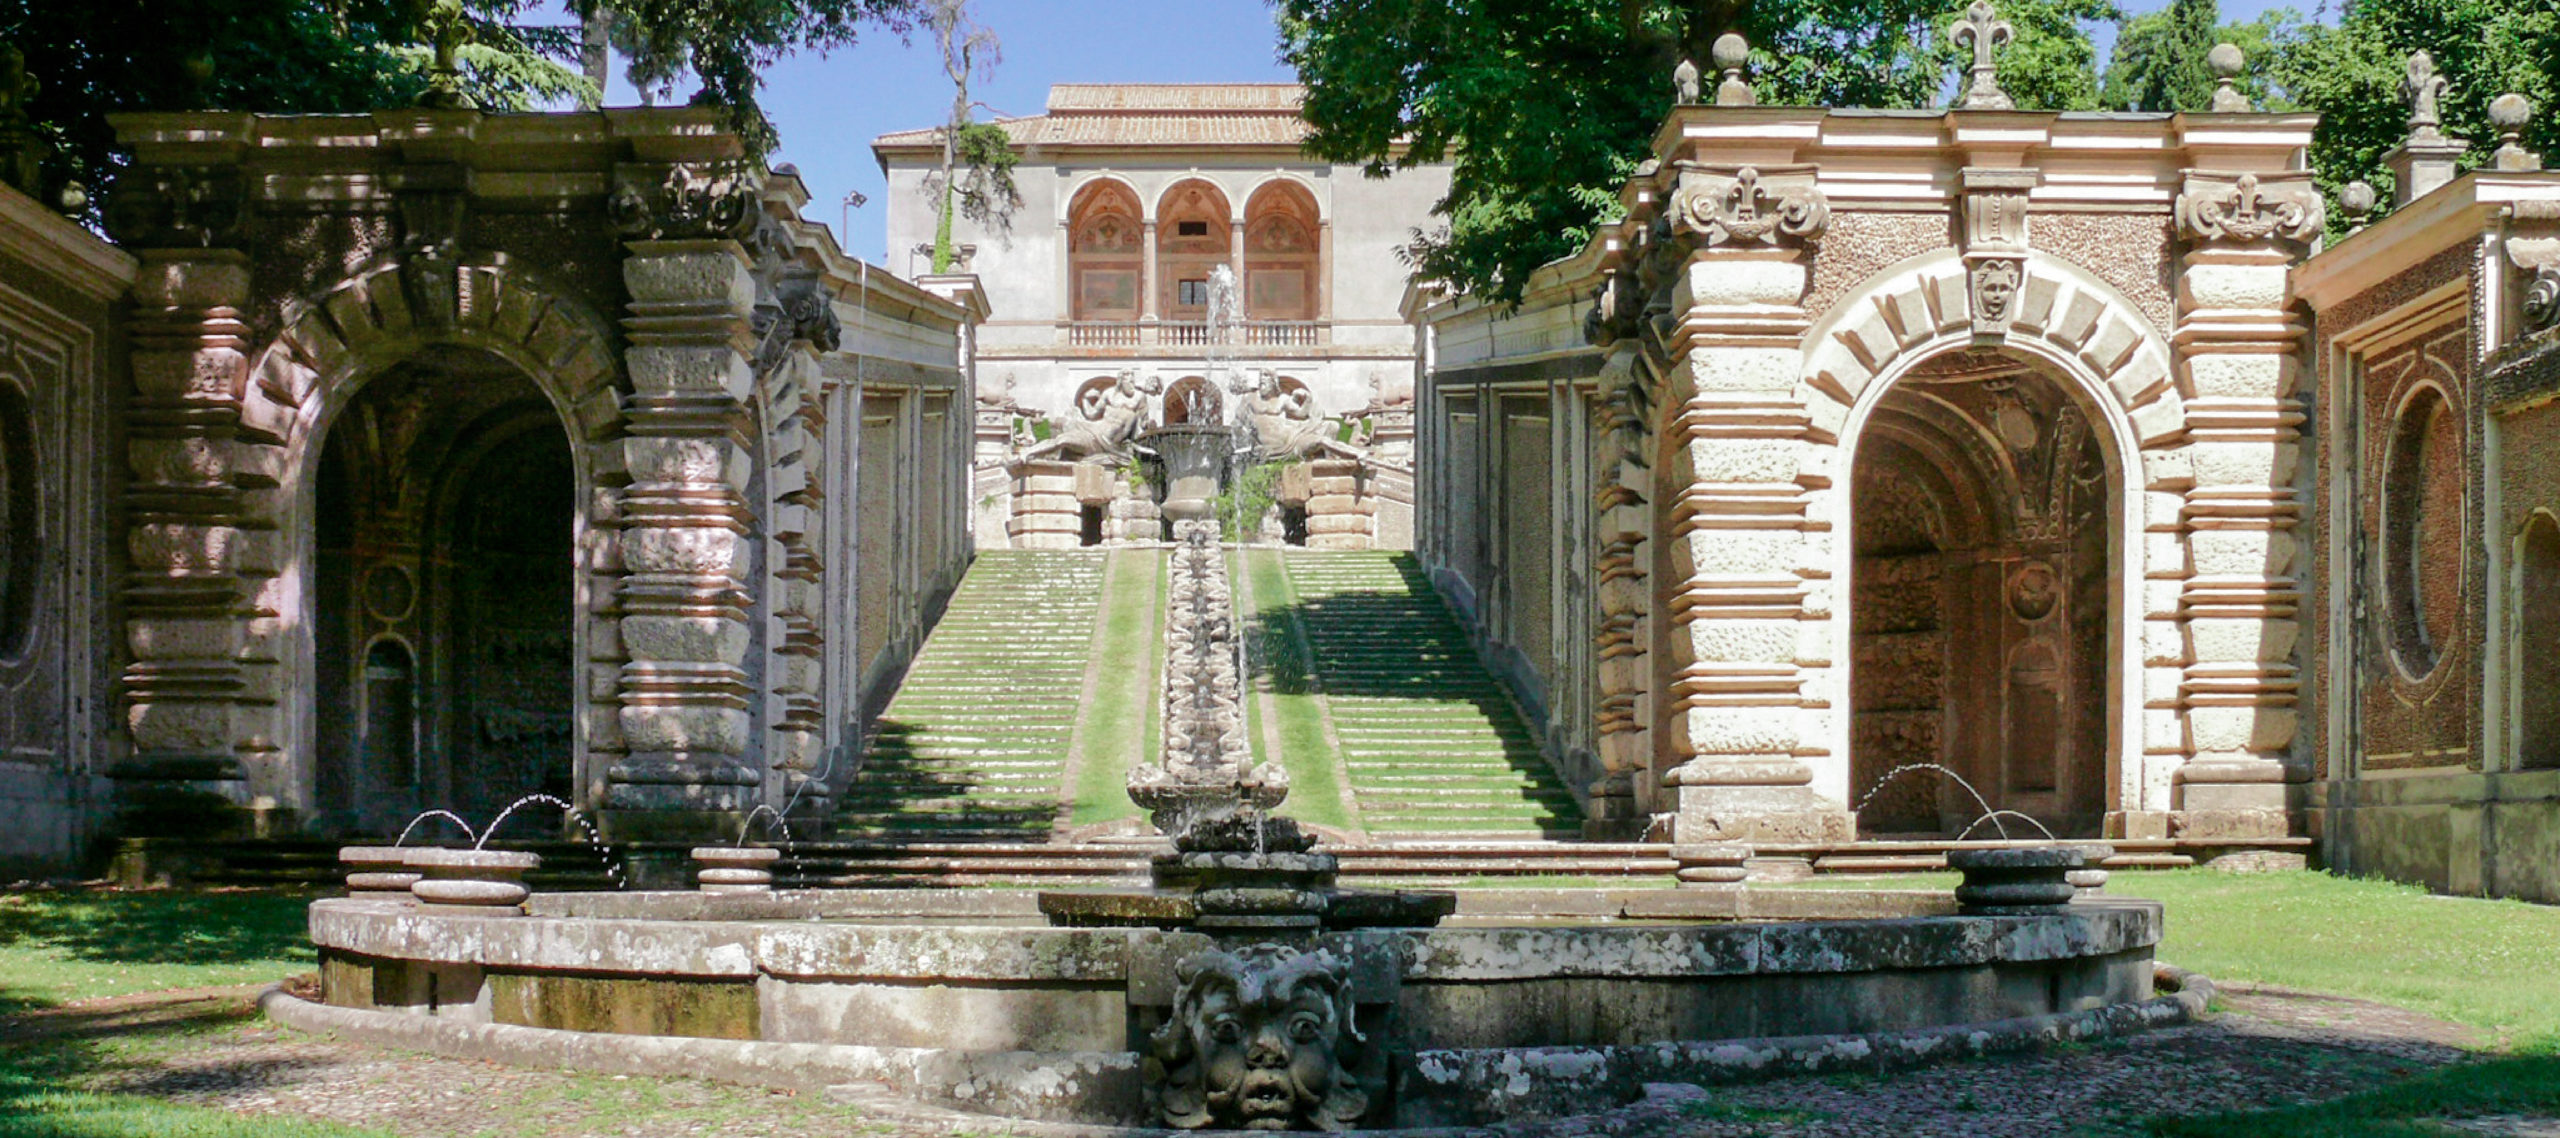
<box><xmin>1070</xmin><ymin>549</ymin><xmax>1164</xmax><ymax>826</ymax></box>
<box><xmin>1240</xmin><ymin>549</ymin><xmax>1354</xmax><ymax>832</ymax></box>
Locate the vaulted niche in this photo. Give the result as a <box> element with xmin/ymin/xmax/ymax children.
<box><xmin>1849</xmin><ymin>350</ymin><xmax>2111</xmax><ymax>838</ymax></box>
<box><xmin>313</xmin><ymin>348</ymin><xmax>575</xmax><ymax>832</ymax></box>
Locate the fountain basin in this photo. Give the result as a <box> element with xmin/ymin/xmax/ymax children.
<box><xmin>338</xmin><ymin>846</ymin><xmax>422</xmax><ymax>898</ymax></box>
<box><xmin>405</xmin><ymin>848</ymin><xmax>540</xmax><ymax>912</ymax></box>
<box><xmin>690</xmin><ymin>846</ymin><xmax>781</xmax><ymax>893</ymax></box>
<box><xmin>1139</xmin><ymin>423</ymin><xmax>1234</xmax><ymax>521</ymax></box>
<box><xmin>307</xmin><ymin>886</ymin><xmax>2163</xmax><ymax>1127</ymax></box>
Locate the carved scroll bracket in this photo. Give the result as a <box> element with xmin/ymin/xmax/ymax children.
<box><xmin>2175</xmin><ymin>170</ymin><xmax>2325</xmax><ymax>252</ymax></box>
<box><xmin>2504</xmin><ymin>201</ymin><xmax>2560</xmax><ymax>334</ymax></box>
<box><xmin>1668</xmin><ymin>163</ymin><xmax>1830</xmax><ymax>251</ymax></box>
<box><xmin>611</xmin><ymin>161</ymin><xmax>764</xmax><ymax>242</ymax></box>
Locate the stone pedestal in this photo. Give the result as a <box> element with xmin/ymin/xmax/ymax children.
<box><xmin>1009</xmin><ymin>459</ymin><xmax>1085</xmax><ymax>549</ymax></box>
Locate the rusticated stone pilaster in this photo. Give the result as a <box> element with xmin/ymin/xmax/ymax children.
<box><xmin>117</xmin><ymin>249</ymin><xmax>268</xmax><ymax>818</ymax></box>
<box><xmin>1645</xmin><ymin>162</ymin><xmax>1854</xmax><ymax>845</ymax></box>
<box><xmin>2165</xmin><ymin>168</ymin><xmax>2319</xmax><ymax>838</ymax></box>
<box><xmin>610</xmin><ymin>232</ymin><xmax>764</xmax><ymax>832</ymax></box>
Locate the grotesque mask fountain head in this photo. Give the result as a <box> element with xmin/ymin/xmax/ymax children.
<box><xmin>1149</xmin><ymin>945</ymin><xmax>1369</xmax><ymax>1131</ymax></box>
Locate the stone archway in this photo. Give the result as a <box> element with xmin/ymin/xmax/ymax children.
<box><xmin>141</xmin><ymin>254</ymin><xmax>628</xmax><ymax>825</ymax></box>
<box><xmin>310</xmin><ymin>355</ymin><xmax>577</xmax><ymax>829</ymax></box>
<box><xmin>1803</xmin><ymin>250</ymin><xmax>2181</xmax><ymax>828</ymax></box>
<box><xmin>1847</xmin><ymin>350</ymin><xmax>2112</xmax><ymax>837</ymax></box>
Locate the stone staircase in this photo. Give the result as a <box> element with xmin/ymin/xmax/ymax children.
<box><xmin>1282</xmin><ymin>552</ymin><xmax>1585</xmax><ymax>837</ymax></box>
<box><xmin>833</xmin><ymin>551</ymin><xmax>1108</xmax><ymax>841</ymax></box>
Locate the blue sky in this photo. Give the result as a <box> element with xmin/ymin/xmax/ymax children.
<box><xmin>582</xmin><ymin>0</ymin><xmax>2317</xmax><ymax>265</ymax></box>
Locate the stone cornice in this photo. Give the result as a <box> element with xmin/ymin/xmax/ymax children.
<box><xmin>0</xmin><ymin>181</ymin><xmax>135</xmax><ymax>301</ymax></box>
<box><xmin>2294</xmin><ymin>171</ymin><xmax>2560</xmax><ymax>310</ymax></box>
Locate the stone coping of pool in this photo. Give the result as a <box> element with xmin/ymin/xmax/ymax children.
<box><xmin>261</xmin><ymin>963</ymin><xmax>2211</xmax><ymax>1132</ymax></box>
<box><xmin>310</xmin><ymin>891</ymin><xmax>2149</xmax><ymax>984</ymax></box>
<box><xmin>517</xmin><ymin>884</ymin><xmax>1955</xmax><ymax>923</ymax></box>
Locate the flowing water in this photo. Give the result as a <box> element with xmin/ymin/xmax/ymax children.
<box><xmin>1851</xmin><ymin>762</ymin><xmax>2057</xmax><ymax>842</ymax></box>
<box><xmin>393</xmin><ymin>809</ymin><xmax>477</xmax><ymax>847</ymax></box>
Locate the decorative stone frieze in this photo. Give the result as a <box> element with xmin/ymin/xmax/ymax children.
<box><xmin>102</xmin><ymin>165</ymin><xmax>245</xmax><ymax>249</ymax></box>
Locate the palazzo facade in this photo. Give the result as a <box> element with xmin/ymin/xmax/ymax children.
<box><xmin>1412</xmin><ymin>50</ymin><xmax>2560</xmax><ymax>901</ymax></box>
<box><xmin>874</xmin><ymin>85</ymin><xmax>1451</xmax><ymax>549</ymax></box>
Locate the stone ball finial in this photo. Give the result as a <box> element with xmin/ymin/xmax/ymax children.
<box><xmin>2340</xmin><ymin>180</ymin><xmax>2377</xmax><ymax>217</ymax></box>
<box><xmin>2493</xmin><ymin>92</ymin><xmax>2533</xmax><ymax>131</ymax></box>
<box><xmin>2207</xmin><ymin>44</ymin><xmax>2252</xmax><ymax>112</ymax></box>
<box><xmin>2208</xmin><ymin>43</ymin><xmax>2245</xmax><ymax>79</ymax></box>
<box><xmin>2491</xmin><ymin>93</ymin><xmax>2542</xmax><ymax>171</ymax></box>
<box><xmin>1711</xmin><ymin>33</ymin><xmax>1750</xmax><ymax>71</ymax></box>
<box><xmin>1712</xmin><ymin>32</ymin><xmax>1755</xmax><ymax>106</ymax></box>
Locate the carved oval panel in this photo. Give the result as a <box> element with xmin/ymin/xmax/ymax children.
<box><xmin>2383</xmin><ymin>385</ymin><xmax>2464</xmax><ymax>680</ymax></box>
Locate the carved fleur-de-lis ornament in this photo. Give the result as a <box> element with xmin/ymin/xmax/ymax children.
<box><xmin>2403</xmin><ymin>50</ymin><xmax>2448</xmax><ymax>140</ymax></box>
<box><xmin>1953</xmin><ymin>0</ymin><xmax>2015</xmax><ymax>110</ymax></box>
<box><xmin>2176</xmin><ymin>172</ymin><xmax>2324</xmax><ymax>247</ymax></box>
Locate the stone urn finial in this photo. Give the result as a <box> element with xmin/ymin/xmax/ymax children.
<box><xmin>2207</xmin><ymin>43</ymin><xmax>2251</xmax><ymax>112</ymax></box>
<box><xmin>1952</xmin><ymin>1</ymin><xmax>2016</xmax><ymax>111</ymax></box>
<box><xmin>1672</xmin><ymin>58</ymin><xmax>1700</xmax><ymax>106</ymax></box>
<box><xmin>1712</xmin><ymin>33</ymin><xmax>1755</xmax><ymax>106</ymax></box>
<box><xmin>2492</xmin><ymin>93</ymin><xmax>2542</xmax><ymax>171</ymax></box>
<box><xmin>2339</xmin><ymin>180</ymin><xmax>2377</xmax><ymax>235</ymax></box>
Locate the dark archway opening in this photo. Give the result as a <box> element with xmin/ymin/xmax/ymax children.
<box><xmin>2519</xmin><ymin>513</ymin><xmax>2560</xmax><ymax>769</ymax></box>
<box><xmin>1849</xmin><ymin>350</ymin><xmax>2111</xmax><ymax>838</ymax></box>
<box><xmin>313</xmin><ymin>348</ymin><xmax>576</xmax><ymax>833</ymax></box>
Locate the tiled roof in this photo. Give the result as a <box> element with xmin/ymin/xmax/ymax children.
<box><xmin>874</xmin><ymin>84</ymin><xmax>1311</xmax><ymax>151</ymax></box>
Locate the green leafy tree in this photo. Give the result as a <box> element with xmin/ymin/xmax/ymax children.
<box><xmin>1280</xmin><ymin>0</ymin><xmax>2117</xmax><ymax>304</ymax></box>
<box><xmin>921</xmin><ymin>0</ymin><xmax>1019</xmax><ymax>274</ymax></box>
<box><xmin>2262</xmin><ymin>0</ymin><xmax>2560</xmax><ymax>218</ymax></box>
<box><xmin>2100</xmin><ymin>0</ymin><xmax>2216</xmax><ymax>111</ymax></box>
<box><xmin>594</xmin><ymin>0</ymin><xmax>917</xmax><ymax>154</ymax></box>
<box><xmin>2</xmin><ymin>0</ymin><xmax>913</xmax><ymax>217</ymax></box>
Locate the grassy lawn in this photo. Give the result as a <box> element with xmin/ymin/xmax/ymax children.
<box><xmin>0</xmin><ymin>889</ymin><xmax>317</xmax><ymax>1009</ymax></box>
<box><xmin>1236</xmin><ymin>549</ymin><xmax>1354</xmax><ymax>831</ymax></box>
<box><xmin>0</xmin><ymin>887</ymin><xmax>385</xmax><ymax>1138</ymax></box>
<box><xmin>1787</xmin><ymin>868</ymin><xmax>2560</xmax><ymax>1136</ymax></box>
<box><xmin>1067</xmin><ymin>548</ymin><xmax>1164</xmax><ymax>827</ymax></box>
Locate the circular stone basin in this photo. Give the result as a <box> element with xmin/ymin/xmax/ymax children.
<box><xmin>404</xmin><ymin>848</ymin><xmax>539</xmax><ymax>911</ymax></box>
<box><xmin>337</xmin><ymin>846</ymin><xmax>422</xmax><ymax>897</ymax></box>
<box><xmin>690</xmin><ymin>847</ymin><xmax>782</xmax><ymax>894</ymax></box>
<box><xmin>306</xmin><ymin>886</ymin><xmax>2164</xmax><ymax>1127</ymax></box>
